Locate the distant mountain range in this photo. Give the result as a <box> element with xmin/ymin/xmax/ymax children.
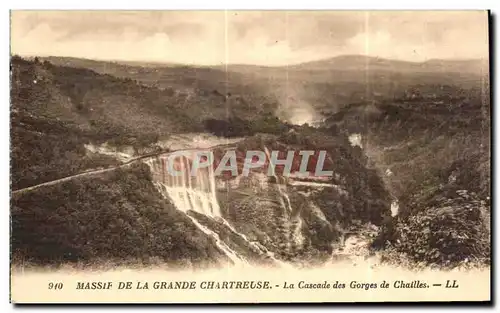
<box><xmin>23</xmin><ymin>54</ymin><xmax>487</xmax><ymax>74</ymax></box>
<box><xmin>287</xmin><ymin>55</ymin><xmax>488</xmax><ymax>73</ymax></box>
<box><xmin>35</xmin><ymin>54</ymin><xmax>488</xmax><ymax>114</ymax></box>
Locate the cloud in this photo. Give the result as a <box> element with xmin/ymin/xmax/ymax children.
<box><xmin>10</xmin><ymin>10</ymin><xmax>489</xmax><ymax>65</ymax></box>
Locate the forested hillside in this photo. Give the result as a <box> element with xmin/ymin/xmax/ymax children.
<box><xmin>10</xmin><ymin>55</ymin><xmax>491</xmax><ymax>270</ymax></box>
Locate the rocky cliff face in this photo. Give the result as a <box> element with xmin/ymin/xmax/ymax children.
<box><xmin>140</xmin><ymin>132</ymin><xmax>391</xmax><ymax>267</ymax></box>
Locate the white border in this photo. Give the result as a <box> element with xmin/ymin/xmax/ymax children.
<box><xmin>4</xmin><ymin>1</ymin><xmax>496</xmax><ymax>10</ymax></box>
<box><xmin>1</xmin><ymin>1</ymin><xmax>498</xmax><ymax>312</ymax></box>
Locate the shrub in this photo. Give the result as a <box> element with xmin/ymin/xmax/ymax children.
<box><xmin>383</xmin><ymin>190</ymin><xmax>490</xmax><ymax>268</ymax></box>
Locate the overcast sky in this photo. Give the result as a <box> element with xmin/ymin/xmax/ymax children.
<box><xmin>10</xmin><ymin>11</ymin><xmax>489</xmax><ymax>66</ymax></box>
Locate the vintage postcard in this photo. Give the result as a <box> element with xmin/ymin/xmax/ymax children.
<box><xmin>9</xmin><ymin>10</ymin><xmax>491</xmax><ymax>303</ymax></box>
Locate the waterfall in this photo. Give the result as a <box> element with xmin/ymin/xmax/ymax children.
<box><xmin>292</xmin><ymin>216</ymin><xmax>305</xmax><ymax>247</ymax></box>
<box><xmin>144</xmin><ymin>149</ymin><xmax>294</xmax><ymax>268</ymax></box>
<box><xmin>144</xmin><ymin>153</ymin><xmax>246</xmax><ymax>265</ymax></box>
<box><xmin>348</xmin><ymin>133</ymin><xmax>363</xmax><ymax>148</ymax></box>
<box><xmin>390</xmin><ymin>200</ymin><xmax>399</xmax><ymax>217</ymax></box>
<box><xmin>263</xmin><ymin>147</ymin><xmax>299</xmax><ymax>256</ymax></box>
<box><xmin>145</xmin><ymin>154</ymin><xmax>221</xmax><ymax>217</ymax></box>
<box><xmin>186</xmin><ymin>215</ymin><xmax>247</xmax><ymax>266</ymax></box>
<box><xmin>264</xmin><ymin>147</ymin><xmax>293</xmax><ymax>213</ymax></box>
<box><xmin>219</xmin><ymin>217</ymin><xmax>293</xmax><ymax>268</ymax></box>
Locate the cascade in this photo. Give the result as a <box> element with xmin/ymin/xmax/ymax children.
<box><xmin>145</xmin><ymin>154</ymin><xmax>221</xmax><ymax>217</ymax></box>
<box><xmin>348</xmin><ymin>133</ymin><xmax>363</xmax><ymax>148</ymax></box>
<box><xmin>219</xmin><ymin>218</ymin><xmax>293</xmax><ymax>268</ymax></box>
<box><xmin>186</xmin><ymin>214</ymin><xmax>247</xmax><ymax>266</ymax></box>
<box><xmin>264</xmin><ymin>147</ymin><xmax>293</xmax><ymax>213</ymax></box>
<box><xmin>144</xmin><ymin>153</ymin><xmax>245</xmax><ymax>265</ymax></box>
<box><xmin>292</xmin><ymin>216</ymin><xmax>305</xmax><ymax>247</ymax></box>
<box><xmin>144</xmin><ymin>149</ymin><xmax>295</xmax><ymax>268</ymax></box>
<box><xmin>390</xmin><ymin>200</ymin><xmax>399</xmax><ymax>217</ymax></box>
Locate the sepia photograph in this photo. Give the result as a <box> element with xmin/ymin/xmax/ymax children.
<box><xmin>9</xmin><ymin>10</ymin><xmax>491</xmax><ymax>303</ymax></box>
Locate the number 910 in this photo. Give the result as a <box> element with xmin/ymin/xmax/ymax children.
<box><xmin>48</xmin><ymin>282</ymin><xmax>63</xmax><ymax>290</ymax></box>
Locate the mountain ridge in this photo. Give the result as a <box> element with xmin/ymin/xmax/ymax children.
<box><xmin>23</xmin><ymin>54</ymin><xmax>486</xmax><ymax>72</ymax></box>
